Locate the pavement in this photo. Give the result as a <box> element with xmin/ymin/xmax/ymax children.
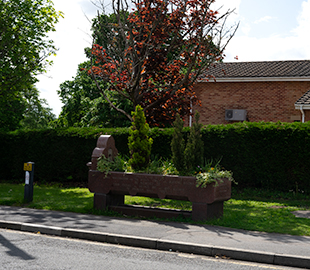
<box><xmin>0</xmin><ymin>206</ymin><xmax>310</xmax><ymax>269</ymax></box>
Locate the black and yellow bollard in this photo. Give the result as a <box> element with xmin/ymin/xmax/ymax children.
<box><xmin>24</xmin><ymin>162</ymin><xmax>34</xmax><ymax>203</ymax></box>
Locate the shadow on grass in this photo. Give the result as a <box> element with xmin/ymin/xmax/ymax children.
<box><xmin>1</xmin><ymin>184</ymin><xmax>310</xmax><ymax>236</ymax></box>
<box><xmin>205</xmin><ymin>199</ymin><xmax>310</xmax><ymax>236</ymax></box>
<box><xmin>0</xmin><ymin>184</ymin><xmax>93</xmax><ymax>213</ymax></box>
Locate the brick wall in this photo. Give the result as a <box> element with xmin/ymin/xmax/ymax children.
<box><xmin>192</xmin><ymin>81</ymin><xmax>310</xmax><ymax>125</ymax></box>
<box><xmin>305</xmin><ymin>110</ymin><xmax>310</xmax><ymax>122</ymax></box>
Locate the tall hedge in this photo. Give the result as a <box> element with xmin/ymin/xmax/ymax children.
<box><xmin>0</xmin><ymin>127</ymin><xmax>130</xmax><ymax>184</ymax></box>
<box><xmin>201</xmin><ymin>122</ymin><xmax>310</xmax><ymax>193</ymax></box>
<box><xmin>1</xmin><ymin>122</ymin><xmax>310</xmax><ymax>193</ymax></box>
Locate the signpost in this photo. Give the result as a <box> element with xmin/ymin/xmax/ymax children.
<box><xmin>24</xmin><ymin>162</ymin><xmax>34</xmax><ymax>203</ymax></box>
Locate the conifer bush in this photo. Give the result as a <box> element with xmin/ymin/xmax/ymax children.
<box><xmin>171</xmin><ymin>112</ymin><xmax>204</xmax><ymax>175</ymax></box>
<box><xmin>171</xmin><ymin>114</ymin><xmax>185</xmax><ymax>174</ymax></box>
<box><xmin>184</xmin><ymin>111</ymin><xmax>204</xmax><ymax>173</ymax></box>
<box><xmin>128</xmin><ymin>105</ymin><xmax>153</xmax><ymax>170</ymax></box>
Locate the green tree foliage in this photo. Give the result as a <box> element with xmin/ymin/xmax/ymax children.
<box><xmin>0</xmin><ymin>95</ymin><xmax>25</xmax><ymax>131</ymax></box>
<box><xmin>128</xmin><ymin>105</ymin><xmax>153</xmax><ymax>170</ymax></box>
<box><xmin>91</xmin><ymin>11</ymin><xmax>128</xmax><ymax>59</ymax></box>
<box><xmin>171</xmin><ymin>114</ymin><xmax>185</xmax><ymax>173</ymax></box>
<box><xmin>0</xmin><ymin>0</ymin><xmax>62</xmax><ymax>131</ymax></box>
<box><xmin>56</xmin><ymin>62</ymin><xmax>132</xmax><ymax>128</ymax></box>
<box><xmin>0</xmin><ymin>85</ymin><xmax>55</xmax><ymax>131</ymax></box>
<box><xmin>20</xmin><ymin>86</ymin><xmax>55</xmax><ymax>130</ymax></box>
<box><xmin>56</xmin><ymin>12</ymin><xmax>132</xmax><ymax>128</ymax></box>
<box><xmin>184</xmin><ymin>112</ymin><xmax>204</xmax><ymax>173</ymax></box>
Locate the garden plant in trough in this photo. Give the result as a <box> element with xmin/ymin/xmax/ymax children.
<box><xmin>97</xmin><ymin>108</ymin><xmax>236</xmax><ymax>187</ymax></box>
<box><xmin>128</xmin><ymin>105</ymin><xmax>153</xmax><ymax>171</ymax></box>
<box><xmin>98</xmin><ymin>110</ymin><xmax>234</xmax><ymax>187</ymax></box>
<box><xmin>92</xmin><ymin>107</ymin><xmax>234</xmax><ymax>220</ymax></box>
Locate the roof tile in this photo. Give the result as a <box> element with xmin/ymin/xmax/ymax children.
<box><xmin>204</xmin><ymin>60</ymin><xmax>310</xmax><ymax>79</ymax></box>
<box><xmin>295</xmin><ymin>89</ymin><xmax>310</xmax><ymax>105</ymax></box>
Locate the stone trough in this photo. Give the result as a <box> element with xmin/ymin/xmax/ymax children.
<box><xmin>87</xmin><ymin>135</ymin><xmax>231</xmax><ymax>221</ymax></box>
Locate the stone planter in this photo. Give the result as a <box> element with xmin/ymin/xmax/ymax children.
<box><xmin>87</xmin><ymin>135</ymin><xmax>231</xmax><ymax>221</ymax></box>
<box><xmin>89</xmin><ymin>171</ymin><xmax>231</xmax><ymax>221</ymax></box>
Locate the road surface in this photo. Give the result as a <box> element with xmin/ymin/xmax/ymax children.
<box><xmin>0</xmin><ymin>229</ymin><xmax>302</xmax><ymax>270</ymax></box>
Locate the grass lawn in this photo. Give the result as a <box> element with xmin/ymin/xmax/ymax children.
<box><xmin>1</xmin><ymin>182</ymin><xmax>310</xmax><ymax>236</ymax></box>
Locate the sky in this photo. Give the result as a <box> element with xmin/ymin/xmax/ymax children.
<box><xmin>35</xmin><ymin>0</ymin><xmax>310</xmax><ymax>116</ymax></box>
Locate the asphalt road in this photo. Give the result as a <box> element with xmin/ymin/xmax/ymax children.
<box><xmin>0</xmin><ymin>229</ymin><xmax>304</xmax><ymax>270</ymax></box>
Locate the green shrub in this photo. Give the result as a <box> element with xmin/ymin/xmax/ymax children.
<box><xmin>171</xmin><ymin>114</ymin><xmax>185</xmax><ymax>173</ymax></box>
<box><xmin>184</xmin><ymin>112</ymin><xmax>204</xmax><ymax>173</ymax></box>
<box><xmin>97</xmin><ymin>155</ymin><xmax>125</xmax><ymax>176</ymax></box>
<box><xmin>195</xmin><ymin>159</ymin><xmax>234</xmax><ymax>187</ymax></box>
<box><xmin>128</xmin><ymin>105</ymin><xmax>153</xmax><ymax>171</ymax></box>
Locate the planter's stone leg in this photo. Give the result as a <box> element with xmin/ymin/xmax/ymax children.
<box><xmin>94</xmin><ymin>193</ymin><xmax>124</xmax><ymax>210</ymax></box>
<box><xmin>192</xmin><ymin>201</ymin><xmax>224</xmax><ymax>221</ymax></box>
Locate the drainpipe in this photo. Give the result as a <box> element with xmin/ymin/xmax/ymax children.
<box><xmin>300</xmin><ymin>105</ymin><xmax>305</xmax><ymax>123</ymax></box>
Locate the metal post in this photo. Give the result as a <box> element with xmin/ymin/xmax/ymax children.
<box><xmin>189</xmin><ymin>97</ymin><xmax>193</xmax><ymax>127</ymax></box>
<box><xmin>24</xmin><ymin>162</ymin><xmax>35</xmax><ymax>203</ymax></box>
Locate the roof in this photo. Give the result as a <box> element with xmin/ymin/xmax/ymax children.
<box><xmin>295</xmin><ymin>89</ymin><xmax>310</xmax><ymax>108</ymax></box>
<box><xmin>200</xmin><ymin>60</ymin><xmax>310</xmax><ymax>82</ymax></box>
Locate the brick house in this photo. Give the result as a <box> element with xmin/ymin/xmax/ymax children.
<box><xmin>193</xmin><ymin>60</ymin><xmax>310</xmax><ymax>125</ymax></box>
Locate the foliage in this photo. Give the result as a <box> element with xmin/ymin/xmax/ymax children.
<box><xmin>128</xmin><ymin>105</ymin><xmax>153</xmax><ymax>170</ymax></box>
<box><xmin>97</xmin><ymin>152</ymin><xmax>231</xmax><ymax>186</ymax></box>
<box><xmin>56</xmin><ymin>62</ymin><xmax>132</xmax><ymax>128</ymax></box>
<box><xmin>91</xmin><ymin>10</ymin><xmax>128</xmax><ymax>57</ymax></box>
<box><xmin>200</xmin><ymin>121</ymin><xmax>310</xmax><ymax>192</ymax></box>
<box><xmin>195</xmin><ymin>159</ymin><xmax>234</xmax><ymax>187</ymax></box>
<box><xmin>2</xmin><ymin>122</ymin><xmax>310</xmax><ymax>193</ymax></box>
<box><xmin>0</xmin><ymin>0</ymin><xmax>62</xmax><ymax>131</ymax></box>
<box><xmin>0</xmin><ymin>85</ymin><xmax>55</xmax><ymax>131</ymax></box>
<box><xmin>97</xmin><ymin>155</ymin><xmax>125</xmax><ymax>177</ymax></box>
<box><xmin>0</xmin><ymin>127</ymin><xmax>131</xmax><ymax>184</ymax></box>
<box><xmin>89</xmin><ymin>0</ymin><xmax>238</xmax><ymax>126</ymax></box>
<box><xmin>171</xmin><ymin>114</ymin><xmax>185</xmax><ymax>173</ymax></box>
<box><xmin>0</xmin><ymin>95</ymin><xmax>25</xmax><ymax>131</ymax></box>
<box><xmin>184</xmin><ymin>112</ymin><xmax>204</xmax><ymax>173</ymax></box>
<box><xmin>154</xmin><ymin>159</ymin><xmax>179</xmax><ymax>176</ymax></box>
<box><xmin>169</xmin><ymin>111</ymin><xmax>232</xmax><ymax>186</ymax></box>
<box><xmin>20</xmin><ymin>86</ymin><xmax>56</xmax><ymax>130</ymax></box>
<box><xmin>97</xmin><ymin>155</ymin><xmax>178</xmax><ymax>175</ymax></box>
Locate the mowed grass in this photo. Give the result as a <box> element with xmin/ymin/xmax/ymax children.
<box><xmin>0</xmin><ymin>183</ymin><xmax>94</xmax><ymax>214</ymax></box>
<box><xmin>1</xmin><ymin>183</ymin><xmax>310</xmax><ymax>236</ymax></box>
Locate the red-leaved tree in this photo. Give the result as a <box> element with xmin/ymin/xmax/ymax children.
<box><xmin>89</xmin><ymin>0</ymin><xmax>238</xmax><ymax>126</ymax></box>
